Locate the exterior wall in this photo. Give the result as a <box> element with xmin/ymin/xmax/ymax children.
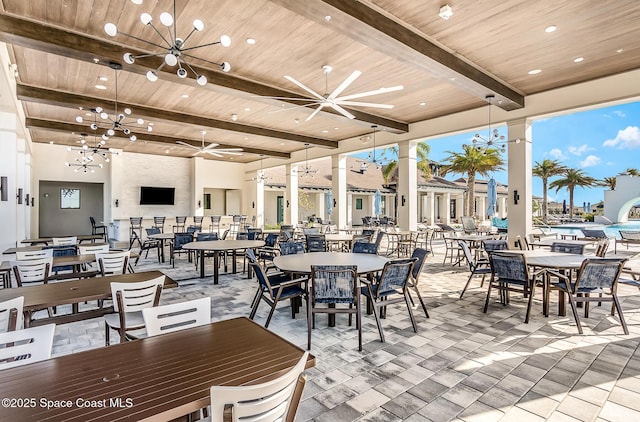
<box><xmin>351</xmin><ymin>194</ymin><xmax>370</xmax><ymax>225</ymax></box>
<box><xmin>604</xmin><ymin>175</ymin><xmax>640</xmax><ymax>223</ymax></box>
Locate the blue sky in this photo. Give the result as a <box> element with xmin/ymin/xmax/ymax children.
<box><xmin>355</xmin><ymin>100</ymin><xmax>640</xmax><ymax>207</ymax></box>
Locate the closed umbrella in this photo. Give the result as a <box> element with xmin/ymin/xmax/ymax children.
<box><xmin>374</xmin><ymin>189</ymin><xmax>381</xmax><ymax>217</ymax></box>
<box><xmin>562</xmin><ymin>199</ymin><xmax>567</xmax><ymax>214</ymax></box>
<box><xmin>326</xmin><ymin>190</ymin><xmax>333</xmax><ymax>216</ymax></box>
<box><xmin>486</xmin><ymin>178</ymin><xmax>497</xmax><ymax>218</ymax></box>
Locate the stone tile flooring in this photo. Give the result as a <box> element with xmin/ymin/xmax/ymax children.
<box><xmin>45</xmin><ymin>240</ymin><xmax>640</xmax><ymax>421</ymax></box>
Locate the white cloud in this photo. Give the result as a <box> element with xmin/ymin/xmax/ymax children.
<box><xmin>613</xmin><ymin>110</ymin><xmax>626</xmax><ymax>118</ymax></box>
<box><xmin>567</xmin><ymin>144</ymin><xmax>592</xmax><ymax>156</ymax></box>
<box><xmin>548</xmin><ymin>149</ymin><xmax>566</xmax><ymax>160</ymax></box>
<box><xmin>602</xmin><ymin>126</ymin><xmax>640</xmax><ymax>148</ymax></box>
<box><xmin>580</xmin><ymin>155</ymin><xmax>601</xmax><ymax>167</ymax></box>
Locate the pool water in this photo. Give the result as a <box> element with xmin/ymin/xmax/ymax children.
<box><xmin>540</xmin><ymin>222</ymin><xmax>640</xmax><ymax>239</ymax></box>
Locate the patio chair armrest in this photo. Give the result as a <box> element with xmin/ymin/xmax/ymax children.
<box><xmin>277</xmin><ymin>277</ymin><xmax>308</xmax><ymax>289</ymax></box>
<box><xmin>537</xmin><ymin>268</ymin><xmax>569</xmax><ymax>281</ymax></box>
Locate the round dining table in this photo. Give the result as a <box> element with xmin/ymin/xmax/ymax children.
<box><xmin>183</xmin><ymin>240</ymin><xmax>265</xmax><ymax>283</ymax></box>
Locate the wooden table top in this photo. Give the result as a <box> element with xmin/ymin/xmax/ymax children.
<box><xmin>3</xmin><ymin>243</ymin><xmax>110</xmax><ymax>255</ymax></box>
<box><xmin>0</xmin><ymin>317</ymin><xmax>314</xmax><ymax>421</ymax></box>
<box><xmin>20</xmin><ymin>235</ymin><xmax>104</xmax><ymax>245</ymax></box>
<box><xmin>0</xmin><ymin>271</ymin><xmax>176</xmax><ymax>310</ymax></box>
<box><xmin>182</xmin><ymin>240</ymin><xmax>265</xmax><ymax>251</ymax></box>
<box><xmin>274</xmin><ymin>252</ymin><xmax>388</xmax><ymax>274</ymax></box>
<box><xmin>1</xmin><ymin>252</ymin><xmax>138</xmax><ymax>272</ymax></box>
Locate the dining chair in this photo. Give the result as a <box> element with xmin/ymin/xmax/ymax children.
<box><xmin>548</xmin><ymin>258</ymin><xmax>629</xmax><ymax>334</ymax></box>
<box><xmin>209</xmin><ymin>215</ymin><xmax>221</xmax><ymax>233</ymax></box>
<box><xmin>461</xmin><ymin>216</ymin><xmax>478</xmax><ymax>234</ymax></box>
<box><xmin>52</xmin><ymin>236</ymin><xmax>77</xmax><ymax>246</ymax></box>
<box><xmin>193</xmin><ymin>216</ymin><xmax>204</xmax><ymax>231</ymax></box>
<box><xmin>208</xmin><ymin>351</ymin><xmax>309</xmax><ymax>422</ymax></box>
<box><xmin>96</xmin><ymin>250</ymin><xmax>131</xmax><ymax>276</ymax></box>
<box><xmin>441</xmin><ymin>232</ymin><xmax>462</xmax><ymax>265</ymax></box>
<box><xmin>43</xmin><ymin>244</ymin><xmax>77</xmax><ymax>275</ymax></box>
<box><xmin>407</xmin><ymin>248</ymin><xmax>430</xmax><ymax>318</ymax></box>
<box><xmin>11</xmin><ymin>257</ymin><xmax>52</xmax><ymax>287</ymax></box>
<box><xmin>0</xmin><ymin>324</ymin><xmax>55</xmax><ymax>369</ymax></box>
<box><xmin>129</xmin><ymin>217</ymin><xmax>143</xmax><ymax>249</ymax></box>
<box><xmin>279</xmin><ymin>241</ymin><xmax>305</xmax><ymax>256</ymax></box>
<box><xmin>194</xmin><ymin>232</ymin><xmax>222</xmax><ymax>270</ymax></box>
<box><xmin>485</xmin><ymin>252</ymin><xmax>544</xmax><ymax>323</ymax></box>
<box><xmin>132</xmin><ymin>228</ymin><xmax>162</xmax><ymax>265</ymax></box>
<box><xmin>514</xmin><ymin>235</ymin><xmax>530</xmax><ymax>251</ymax></box>
<box><xmin>78</xmin><ymin>244</ymin><xmax>109</xmax><ymax>255</ymax></box>
<box><xmin>352</xmin><ymin>241</ymin><xmax>378</xmax><ymax>255</ymax></box>
<box><xmin>90</xmin><ymin>216</ymin><xmax>108</xmax><ymax>242</ymax></box>
<box><xmin>142</xmin><ymin>297</ymin><xmax>211</xmax><ymax>337</ymax></box>
<box><xmin>308</xmin><ymin>265</ymin><xmax>361</xmax><ymax>350</ymax></box>
<box><xmin>15</xmin><ymin>248</ymin><xmax>53</xmax><ymax>260</ymax></box>
<box><xmin>482</xmin><ymin>239</ymin><xmax>509</xmax><ymax>253</ymax></box>
<box><xmin>170</xmin><ymin>232</ymin><xmax>194</xmax><ymax>268</ymax></box>
<box><xmin>595</xmin><ymin>238</ymin><xmax>610</xmax><ymax>257</ymax></box>
<box><xmin>361</xmin><ymin>257</ymin><xmax>417</xmax><ymax>343</ymax></box>
<box><xmin>153</xmin><ymin>216</ymin><xmax>166</xmax><ymax>233</ymax></box>
<box><xmin>0</xmin><ymin>296</ymin><xmax>24</xmax><ymax>332</ymax></box>
<box><xmin>246</xmin><ymin>249</ymin><xmax>307</xmax><ymax>328</ymax></box>
<box><xmin>305</xmin><ymin>234</ymin><xmax>326</xmax><ymax>252</ymax></box>
<box><xmin>173</xmin><ymin>216</ymin><xmax>187</xmax><ymax>233</ymax></box>
<box><xmin>550</xmin><ymin>242</ymin><xmax>586</xmax><ymax>254</ymax></box>
<box><xmin>458</xmin><ymin>241</ymin><xmax>492</xmax><ymax>299</ymax></box>
<box><xmin>104</xmin><ymin>275</ymin><xmax>165</xmax><ymax>345</ymax></box>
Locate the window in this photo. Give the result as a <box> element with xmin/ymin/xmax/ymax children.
<box><xmin>355</xmin><ymin>198</ymin><xmax>363</xmax><ymax>210</ymax></box>
<box><xmin>203</xmin><ymin>193</ymin><xmax>211</xmax><ymax>210</ymax></box>
<box><xmin>60</xmin><ymin>188</ymin><xmax>80</xmax><ymax>209</ymax></box>
<box><xmin>449</xmin><ymin>199</ymin><xmax>456</xmax><ymax>219</ymax></box>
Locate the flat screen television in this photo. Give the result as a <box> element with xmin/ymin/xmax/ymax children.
<box><xmin>139</xmin><ymin>186</ymin><xmax>175</xmax><ymax>205</ymax></box>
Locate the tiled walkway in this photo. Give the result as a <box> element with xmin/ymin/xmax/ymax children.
<box><xmin>48</xmin><ymin>240</ymin><xmax>640</xmax><ymax>421</ymax></box>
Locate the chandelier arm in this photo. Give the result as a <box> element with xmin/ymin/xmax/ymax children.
<box><xmin>180</xmin><ymin>28</ymin><xmax>199</xmax><ymax>47</ymax></box>
<box><xmin>180</xmin><ymin>40</ymin><xmax>223</xmax><ymax>52</ymax></box>
<box><xmin>117</xmin><ymin>31</ymin><xmax>169</xmax><ymax>50</ymax></box>
<box><xmin>180</xmin><ymin>52</ymin><xmax>225</xmax><ymax>68</ymax></box>
<box><xmin>129</xmin><ymin>52</ymin><xmax>167</xmax><ymax>60</ymax></box>
<box><xmin>146</xmin><ymin>22</ymin><xmax>173</xmax><ymax>49</ymax></box>
<box><xmin>164</xmin><ymin>25</ymin><xmax>176</xmax><ymax>51</ymax></box>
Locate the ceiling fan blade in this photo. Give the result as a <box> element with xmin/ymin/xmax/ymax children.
<box><xmin>251</xmin><ymin>96</ymin><xmax>319</xmax><ymax>101</ymax></box>
<box><xmin>192</xmin><ymin>150</ymin><xmax>203</xmax><ymax>156</ymax></box>
<box><xmin>205</xmin><ymin>151</ymin><xmax>223</xmax><ymax>158</ymax></box>
<box><xmin>268</xmin><ymin>102</ymin><xmax>322</xmax><ymax>114</ymax></box>
<box><xmin>328</xmin><ymin>70</ymin><xmax>361</xmax><ymax>100</ymax></box>
<box><xmin>305</xmin><ymin>104</ymin><xmax>326</xmax><ymax>121</ymax></box>
<box><xmin>201</xmin><ymin>143</ymin><xmax>221</xmax><ymax>151</ymax></box>
<box><xmin>176</xmin><ymin>140</ymin><xmax>202</xmax><ymax>150</ymax></box>
<box><xmin>337</xmin><ymin>85</ymin><xmax>404</xmax><ymax>101</ymax></box>
<box><xmin>285</xmin><ymin>75</ymin><xmax>324</xmax><ymax>100</ymax></box>
<box><xmin>216</xmin><ymin>151</ymin><xmax>244</xmax><ymax>155</ymax></box>
<box><xmin>330</xmin><ymin>103</ymin><xmax>356</xmax><ymax>120</ymax></box>
<box><xmin>337</xmin><ymin>101</ymin><xmax>394</xmax><ymax>109</ymax></box>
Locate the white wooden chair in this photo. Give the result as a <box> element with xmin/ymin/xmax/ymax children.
<box><xmin>10</xmin><ymin>257</ymin><xmax>52</xmax><ymax>287</ymax></box>
<box><xmin>52</xmin><ymin>236</ymin><xmax>77</xmax><ymax>245</ymax></box>
<box><xmin>78</xmin><ymin>244</ymin><xmax>110</xmax><ymax>255</ymax></box>
<box><xmin>15</xmin><ymin>249</ymin><xmax>53</xmax><ymax>260</ymax></box>
<box><xmin>0</xmin><ymin>296</ymin><xmax>24</xmax><ymax>332</ymax></box>
<box><xmin>0</xmin><ymin>324</ymin><xmax>55</xmax><ymax>370</ymax></box>
<box><xmin>104</xmin><ymin>276</ymin><xmax>164</xmax><ymax>345</ymax></box>
<box><xmin>207</xmin><ymin>351</ymin><xmax>309</xmax><ymax>422</ymax></box>
<box><xmin>142</xmin><ymin>297</ymin><xmax>211</xmax><ymax>337</ymax></box>
<box><xmin>96</xmin><ymin>251</ymin><xmax>130</xmax><ymax>276</ymax></box>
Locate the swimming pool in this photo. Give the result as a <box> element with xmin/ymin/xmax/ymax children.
<box><xmin>539</xmin><ymin>222</ymin><xmax>640</xmax><ymax>239</ymax></box>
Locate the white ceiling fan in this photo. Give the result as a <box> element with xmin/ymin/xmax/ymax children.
<box><xmin>176</xmin><ymin>131</ymin><xmax>243</xmax><ymax>157</ymax></box>
<box><xmin>266</xmin><ymin>65</ymin><xmax>403</xmax><ymax>121</ymax></box>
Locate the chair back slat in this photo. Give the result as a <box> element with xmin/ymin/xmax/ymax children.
<box><xmin>52</xmin><ymin>236</ymin><xmax>77</xmax><ymax>246</ymax></box>
<box><xmin>0</xmin><ymin>296</ymin><xmax>24</xmax><ymax>332</ymax></box>
<box><xmin>142</xmin><ymin>297</ymin><xmax>211</xmax><ymax>336</ymax></box>
<box><xmin>0</xmin><ymin>324</ymin><xmax>55</xmax><ymax>369</ymax></box>
<box><xmin>11</xmin><ymin>258</ymin><xmax>52</xmax><ymax>286</ymax></box>
<box><xmin>110</xmin><ymin>276</ymin><xmax>165</xmax><ymax>313</ymax></box>
<box><xmin>310</xmin><ymin>265</ymin><xmax>357</xmax><ymax>304</ymax></box>
<box><xmin>78</xmin><ymin>244</ymin><xmax>110</xmax><ymax>255</ymax></box>
<box><xmin>209</xmin><ymin>352</ymin><xmax>308</xmax><ymax>422</ymax></box>
<box><xmin>410</xmin><ymin>248</ymin><xmax>428</xmax><ymax>281</ymax></box>
<box><xmin>15</xmin><ymin>249</ymin><xmax>53</xmax><ymax>260</ymax></box>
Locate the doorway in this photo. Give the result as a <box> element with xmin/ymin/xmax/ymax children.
<box><xmin>277</xmin><ymin>196</ymin><xmax>284</xmax><ymax>224</ymax></box>
<box><xmin>39</xmin><ymin>181</ymin><xmax>104</xmax><ymax>236</ymax></box>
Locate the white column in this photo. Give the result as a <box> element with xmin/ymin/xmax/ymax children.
<box><xmin>0</xmin><ymin>111</ymin><xmax>19</xmax><ymax>253</ymax></box>
<box><xmin>444</xmin><ymin>192</ymin><xmax>451</xmax><ymax>225</ymax></box>
<box><xmin>331</xmin><ymin>154</ymin><xmax>347</xmax><ymax>229</ymax></box>
<box><xmin>397</xmin><ymin>141</ymin><xmax>418</xmax><ymax>231</ymax></box>
<box><xmin>428</xmin><ymin>191</ymin><xmax>435</xmax><ymax>225</ymax></box>
<box><xmin>256</xmin><ymin>177</ymin><xmax>264</xmax><ymax>228</ymax></box>
<box><xmin>284</xmin><ymin>164</ymin><xmax>298</xmax><ymax>225</ymax></box>
<box><xmin>347</xmin><ymin>193</ymin><xmax>353</xmax><ymax>227</ymax></box>
<box><xmin>457</xmin><ymin>193</ymin><xmax>464</xmax><ymax>222</ymax></box>
<box><xmin>500</xmin><ymin>196</ymin><xmax>507</xmax><ymax>218</ymax></box>
<box><xmin>317</xmin><ymin>192</ymin><xmax>325</xmax><ymax>221</ymax></box>
<box><xmin>507</xmin><ymin>118</ymin><xmax>533</xmax><ymax>248</ymax></box>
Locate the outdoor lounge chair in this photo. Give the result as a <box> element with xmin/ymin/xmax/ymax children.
<box><xmin>615</xmin><ymin>230</ymin><xmax>640</xmax><ymax>253</ymax></box>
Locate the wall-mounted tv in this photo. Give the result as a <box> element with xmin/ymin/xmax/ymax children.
<box><xmin>140</xmin><ymin>186</ymin><xmax>175</xmax><ymax>205</ymax></box>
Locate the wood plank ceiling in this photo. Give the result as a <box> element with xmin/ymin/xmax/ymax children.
<box><xmin>0</xmin><ymin>0</ymin><xmax>639</xmax><ymax>163</ymax></box>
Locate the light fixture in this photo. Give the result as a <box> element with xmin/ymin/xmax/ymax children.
<box><xmin>253</xmin><ymin>155</ymin><xmax>270</xmax><ymax>183</ymax></box>
<box><xmin>76</xmin><ymin>62</ymin><xmax>151</xmax><ymax>142</ymax></box>
<box><xmin>299</xmin><ymin>144</ymin><xmax>318</xmax><ymax>178</ymax></box>
<box><xmin>104</xmin><ymin>0</ymin><xmax>231</xmax><ymax>86</ymax></box>
<box><xmin>466</xmin><ymin>95</ymin><xmax>520</xmax><ymax>153</ymax></box>
<box><xmin>358</xmin><ymin>125</ymin><xmax>384</xmax><ymax>171</ymax></box>
<box><xmin>67</xmin><ymin>130</ymin><xmax>117</xmax><ymax>165</ymax></box>
<box><xmin>65</xmin><ymin>160</ymin><xmax>103</xmax><ymax>173</ymax></box>
<box><xmin>231</xmin><ymin>114</ymin><xmax>238</xmax><ymax>121</ymax></box>
<box><xmin>439</xmin><ymin>4</ymin><xmax>454</xmax><ymax>20</ymax></box>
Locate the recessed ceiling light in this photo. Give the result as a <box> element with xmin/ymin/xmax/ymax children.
<box><xmin>148</xmin><ymin>122</ymin><xmax>154</xmax><ymax>126</ymax></box>
<box><xmin>528</xmin><ymin>69</ymin><xmax>542</xmax><ymax>75</ymax></box>
<box><xmin>94</xmin><ymin>84</ymin><xmax>107</xmax><ymax>90</ymax></box>
<box><xmin>322</xmin><ymin>130</ymin><xmax>329</xmax><ymax>133</ymax></box>
<box><xmin>182</xmin><ymin>93</ymin><xmax>189</xmax><ymax>98</ymax></box>
<box><xmin>244</xmin><ymin>137</ymin><xmax>248</xmax><ymax>140</ymax></box>
<box><xmin>49</xmin><ymin>141</ymin><xmax>54</xmax><ymax>144</ymax></box>
<box><xmin>449</xmin><ymin>77</ymin><xmax>456</xmax><ymax>81</ymax></box>
<box><xmin>419</xmin><ymin>102</ymin><xmax>427</xmax><ymax>106</ymax></box>
<box><xmin>334</xmin><ymin>127</ymin><xmax>339</xmax><ymax>130</ymax></box>
<box><xmin>85</xmin><ymin>112</ymin><xmax>92</xmax><ymax>117</ymax></box>
<box><xmin>98</xmin><ymin>76</ymin><xmax>108</xmax><ymax>81</ymax></box>
<box><xmin>545</xmin><ymin>25</ymin><xmax>557</xmax><ymax>33</ymax></box>
<box><xmin>294</xmin><ymin>118</ymin><xmax>300</xmax><ymax>124</ymax></box>
<box><xmin>324</xmin><ymin>15</ymin><xmax>331</xmax><ymax>22</ymax></box>
<box><xmin>246</xmin><ymin>38</ymin><xmax>256</xmax><ymax>45</ymax></box>
<box><xmin>279</xmin><ymin>142</ymin><xmax>285</xmax><ymax>145</ymax></box>
<box><xmin>92</xmin><ymin>58</ymin><xmax>99</xmax><ymax>63</ymax></box>
<box><xmin>165</xmin><ymin>149</ymin><xmax>170</xmax><ymax>154</ymax></box>
<box><xmin>244</xmin><ymin>107</ymin><xmax>251</xmax><ymax>112</ymax></box>
<box><xmin>617</xmin><ymin>49</ymin><xmax>624</xmax><ymax>53</ymax></box>
<box><xmin>573</xmin><ymin>57</ymin><xmax>584</xmax><ymax>63</ymax></box>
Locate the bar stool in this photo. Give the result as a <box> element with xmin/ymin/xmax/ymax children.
<box><xmin>153</xmin><ymin>217</ymin><xmax>165</xmax><ymax>233</ymax></box>
<box><xmin>210</xmin><ymin>215</ymin><xmax>221</xmax><ymax>234</ymax></box>
<box><xmin>173</xmin><ymin>216</ymin><xmax>187</xmax><ymax>232</ymax></box>
<box><xmin>193</xmin><ymin>216</ymin><xmax>204</xmax><ymax>231</ymax></box>
<box><xmin>129</xmin><ymin>217</ymin><xmax>143</xmax><ymax>249</ymax></box>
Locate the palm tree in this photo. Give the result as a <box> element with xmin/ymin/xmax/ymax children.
<box><xmin>381</xmin><ymin>142</ymin><xmax>431</xmax><ymax>183</ymax></box>
<box><xmin>549</xmin><ymin>168</ymin><xmax>597</xmax><ymax>218</ymax></box>
<box><xmin>626</xmin><ymin>168</ymin><xmax>639</xmax><ymax>176</ymax></box>
<box><xmin>601</xmin><ymin>176</ymin><xmax>617</xmax><ymax>190</ymax></box>
<box><xmin>440</xmin><ymin>145</ymin><xmax>505</xmax><ymax>217</ymax></box>
<box><xmin>532</xmin><ymin>159</ymin><xmax>567</xmax><ymax>224</ymax></box>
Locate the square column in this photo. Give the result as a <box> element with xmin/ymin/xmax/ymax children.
<box><xmin>255</xmin><ymin>177</ymin><xmax>264</xmax><ymax>228</ymax></box>
<box><xmin>331</xmin><ymin>154</ymin><xmax>347</xmax><ymax>229</ymax></box>
<box><xmin>444</xmin><ymin>192</ymin><xmax>451</xmax><ymax>224</ymax></box>
<box><xmin>284</xmin><ymin>164</ymin><xmax>298</xmax><ymax>225</ymax></box>
<box><xmin>397</xmin><ymin>141</ymin><xmax>418</xmax><ymax>231</ymax></box>
<box><xmin>428</xmin><ymin>191</ymin><xmax>435</xmax><ymax>225</ymax></box>
<box><xmin>317</xmin><ymin>192</ymin><xmax>325</xmax><ymax>221</ymax></box>
<box><xmin>507</xmin><ymin>118</ymin><xmax>533</xmax><ymax>248</ymax></box>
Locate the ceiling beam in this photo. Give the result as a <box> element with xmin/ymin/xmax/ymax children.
<box><xmin>269</xmin><ymin>0</ymin><xmax>525</xmax><ymax>111</ymax></box>
<box><xmin>17</xmin><ymin>84</ymin><xmax>337</xmax><ymax>149</ymax></box>
<box><xmin>0</xmin><ymin>13</ymin><xmax>408</xmax><ymax>134</ymax></box>
<box><xmin>26</xmin><ymin>118</ymin><xmax>291</xmax><ymax>159</ymax></box>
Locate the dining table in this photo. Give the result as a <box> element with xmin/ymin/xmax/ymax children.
<box><xmin>146</xmin><ymin>232</ymin><xmax>180</xmax><ymax>263</ymax></box>
<box><xmin>3</xmin><ymin>243</ymin><xmax>110</xmax><ymax>255</ymax></box>
<box><xmin>182</xmin><ymin>239</ymin><xmax>265</xmax><ymax>283</ymax></box>
<box><xmin>324</xmin><ymin>233</ymin><xmax>355</xmax><ymax>251</ymax></box>
<box><xmin>20</xmin><ymin>234</ymin><xmax>104</xmax><ymax>245</ymax></box>
<box><xmin>0</xmin><ymin>317</ymin><xmax>314</xmax><ymax>421</ymax></box>
<box><xmin>529</xmin><ymin>238</ymin><xmax>594</xmax><ymax>249</ymax></box>
<box><xmin>0</xmin><ymin>270</ymin><xmax>176</xmax><ymax>327</ymax></box>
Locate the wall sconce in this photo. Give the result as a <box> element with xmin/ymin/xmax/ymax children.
<box><xmin>333</xmin><ymin>198</ymin><xmax>337</xmax><ymax>208</ymax></box>
<box><xmin>513</xmin><ymin>190</ymin><xmax>520</xmax><ymax>205</ymax></box>
<box><xmin>401</xmin><ymin>195</ymin><xmax>406</xmax><ymax>206</ymax></box>
<box><xmin>31</xmin><ymin>197</ymin><xmax>34</xmax><ymax>207</ymax></box>
<box><xmin>114</xmin><ymin>199</ymin><xmax>119</xmax><ymax>207</ymax></box>
<box><xmin>286</xmin><ymin>200</ymin><xmax>290</xmax><ymax>208</ymax></box>
<box><xmin>25</xmin><ymin>194</ymin><xmax>30</xmax><ymax>206</ymax></box>
<box><xmin>252</xmin><ymin>201</ymin><xmax>255</xmax><ymax>209</ymax></box>
<box><xmin>17</xmin><ymin>188</ymin><xmax>22</xmax><ymax>204</ymax></box>
<box><xmin>0</xmin><ymin>176</ymin><xmax>7</xmax><ymax>201</ymax></box>
<box><xmin>197</xmin><ymin>200</ymin><xmax>202</xmax><ymax>207</ymax></box>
